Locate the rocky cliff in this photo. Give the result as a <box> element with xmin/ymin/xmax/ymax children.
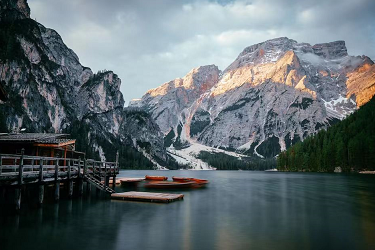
<box><xmin>134</xmin><ymin>37</ymin><xmax>375</xmax><ymax>158</ymax></box>
<box><xmin>0</xmin><ymin>0</ymin><xmax>168</xmax><ymax>168</ymax></box>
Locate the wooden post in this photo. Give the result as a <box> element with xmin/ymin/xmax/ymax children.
<box><xmin>39</xmin><ymin>158</ymin><xmax>43</xmax><ymax>180</ymax></box>
<box><xmin>77</xmin><ymin>157</ymin><xmax>81</xmax><ymax>178</ymax></box>
<box><xmin>78</xmin><ymin>158</ymin><xmax>83</xmax><ymax>196</ymax></box>
<box><xmin>18</xmin><ymin>149</ymin><xmax>24</xmax><ymax>186</ymax></box>
<box><xmin>105</xmin><ymin>176</ymin><xmax>110</xmax><ymax>188</ymax></box>
<box><xmin>15</xmin><ymin>149</ymin><xmax>25</xmax><ymax>211</ymax></box>
<box><xmin>64</xmin><ymin>147</ymin><xmax>67</xmax><ymax>167</ymax></box>
<box><xmin>112</xmin><ymin>176</ymin><xmax>116</xmax><ymax>189</ymax></box>
<box><xmin>104</xmin><ymin>162</ymin><xmax>108</xmax><ymax>187</ymax></box>
<box><xmin>67</xmin><ymin>159</ymin><xmax>71</xmax><ymax>179</ymax></box>
<box><xmin>92</xmin><ymin>161</ymin><xmax>95</xmax><ymax>176</ymax></box>
<box><xmin>87</xmin><ymin>181</ymin><xmax>92</xmax><ymax>193</ymax></box>
<box><xmin>79</xmin><ymin>180</ymin><xmax>84</xmax><ymax>196</ymax></box>
<box><xmin>68</xmin><ymin>160</ymin><xmax>73</xmax><ymax>198</ymax></box>
<box><xmin>15</xmin><ymin>188</ymin><xmax>21</xmax><ymax>211</ymax></box>
<box><xmin>116</xmin><ymin>151</ymin><xmax>119</xmax><ymax>174</ymax></box>
<box><xmin>54</xmin><ymin>158</ymin><xmax>60</xmax><ymax>201</ymax></box>
<box><xmin>0</xmin><ymin>154</ymin><xmax>2</xmax><ymax>175</ymax></box>
<box><xmin>83</xmin><ymin>158</ymin><xmax>87</xmax><ymax>176</ymax></box>
<box><xmin>54</xmin><ymin>158</ymin><xmax>59</xmax><ymax>181</ymax></box>
<box><xmin>38</xmin><ymin>158</ymin><xmax>44</xmax><ymax>206</ymax></box>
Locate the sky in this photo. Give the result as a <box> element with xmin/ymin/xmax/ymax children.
<box><xmin>28</xmin><ymin>0</ymin><xmax>375</xmax><ymax>104</ymax></box>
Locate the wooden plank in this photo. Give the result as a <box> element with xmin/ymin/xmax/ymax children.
<box><xmin>111</xmin><ymin>191</ymin><xmax>184</xmax><ymax>203</ymax></box>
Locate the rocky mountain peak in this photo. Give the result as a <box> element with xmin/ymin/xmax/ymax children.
<box><xmin>182</xmin><ymin>64</ymin><xmax>220</xmax><ymax>90</ymax></box>
<box><xmin>0</xmin><ymin>0</ymin><xmax>30</xmax><ymax>22</ymax></box>
<box><xmin>78</xmin><ymin>71</ymin><xmax>124</xmax><ymax>119</ymax></box>
<box><xmin>145</xmin><ymin>64</ymin><xmax>220</xmax><ymax>98</ymax></box>
<box><xmin>225</xmin><ymin>37</ymin><xmax>297</xmax><ymax>72</ymax></box>
<box><xmin>135</xmin><ymin>37</ymin><xmax>375</xmax><ymax>161</ymax></box>
<box><xmin>312</xmin><ymin>40</ymin><xmax>348</xmax><ymax>59</ymax></box>
<box><xmin>0</xmin><ymin>1</ymin><xmax>170</xmax><ymax>169</ymax></box>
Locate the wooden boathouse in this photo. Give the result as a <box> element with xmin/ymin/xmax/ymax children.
<box><xmin>0</xmin><ymin>133</ymin><xmax>119</xmax><ymax>210</ymax></box>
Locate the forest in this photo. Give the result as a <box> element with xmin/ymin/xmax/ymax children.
<box><xmin>197</xmin><ymin>151</ymin><xmax>276</xmax><ymax>170</ymax></box>
<box><xmin>277</xmin><ymin>96</ymin><xmax>375</xmax><ymax>172</ymax></box>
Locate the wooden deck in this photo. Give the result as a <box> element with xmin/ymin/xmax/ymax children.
<box><xmin>0</xmin><ymin>152</ymin><xmax>119</xmax><ymax>209</ymax></box>
<box><xmin>111</xmin><ymin>191</ymin><xmax>184</xmax><ymax>203</ymax></box>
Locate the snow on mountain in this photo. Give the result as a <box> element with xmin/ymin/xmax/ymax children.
<box><xmin>136</xmin><ymin>37</ymin><xmax>375</xmax><ymax>162</ymax></box>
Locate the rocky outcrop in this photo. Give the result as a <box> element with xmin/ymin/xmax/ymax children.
<box><xmin>136</xmin><ymin>37</ymin><xmax>375</xmax><ymax>158</ymax></box>
<box><xmin>0</xmin><ymin>0</ymin><xmax>167</xmax><ymax>167</ymax></box>
<box><xmin>130</xmin><ymin>65</ymin><xmax>220</xmax><ymax>140</ymax></box>
<box><xmin>0</xmin><ymin>0</ymin><xmax>30</xmax><ymax>22</ymax></box>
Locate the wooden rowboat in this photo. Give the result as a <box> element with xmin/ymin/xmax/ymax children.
<box><xmin>145</xmin><ymin>175</ymin><xmax>168</xmax><ymax>181</ymax></box>
<box><xmin>144</xmin><ymin>181</ymin><xmax>195</xmax><ymax>189</ymax></box>
<box><xmin>172</xmin><ymin>177</ymin><xmax>209</xmax><ymax>187</ymax></box>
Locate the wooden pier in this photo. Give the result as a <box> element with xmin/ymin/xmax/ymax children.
<box><xmin>0</xmin><ymin>151</ymin><xmax>119</xmax><ymax>210</ymax></box>
<box><xmin>111</xmin><ymin>191</ymin><xmax>184</xmax><ymax>203</ymax></box>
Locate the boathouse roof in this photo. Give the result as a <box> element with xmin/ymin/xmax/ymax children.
<box><xmin>0</xmin><ymin>133</ymin><xmax>75</xmax><ymax>146</ymax></box>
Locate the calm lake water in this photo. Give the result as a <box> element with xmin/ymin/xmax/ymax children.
<box><xmin>1</xmin><ymin>170</ymin><xmax>375</xmax><ymax>250</ymax></box>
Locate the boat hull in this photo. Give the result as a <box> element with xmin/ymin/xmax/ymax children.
<box><xmin>144</xmin><ymin>181</ymin><xmax>195</xmax><ymax>189</ymax></box>
<box><xmin>172</xmin><ymin>177</ymin><xmax>209</xmax><ymax>187</ymax></box>
<box><xmin>145</xmin><ymin>175</ymin><xmax>168</xmax><ymax>181</ymax></box>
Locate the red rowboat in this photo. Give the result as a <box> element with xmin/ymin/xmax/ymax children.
<box><xmin>144</xmin><ymin>181</ymin><xmax>195</xmax><ymax>189</ymax></box>
<box><xmin>172</xmin><ymin>177</ymin><xmax>209</xmax><ymax>187</ymax></box>
<box><xmin>145</xmin><ymin>175</ymin><xmax>168</xmax><ymax>181</ymax></box>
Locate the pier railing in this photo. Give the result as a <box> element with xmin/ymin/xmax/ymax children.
<box><xmin>0</xmin><ymin>153</ymin><xmax>119</xmax><ymax>184</ymax></box>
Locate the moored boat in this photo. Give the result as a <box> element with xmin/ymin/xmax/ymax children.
<box><xmin>145</xmin><ymin>175</ymin><xmax>168</xmax><ymax>181</ymax></box>
<box><xmin>144</xmin><ymin>181</ymin><xmax>195</xmax><ymax>189</ymax></box>
<box><xmin>172</xmin><ymin>177</ymin><xmax>209</xmax><ymax>187</ymax></box>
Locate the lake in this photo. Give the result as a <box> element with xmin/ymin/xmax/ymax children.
<box><xmin>1</xmin><ymin>170</ymin><xmax>375</xmax><ymax>250</ymax></box>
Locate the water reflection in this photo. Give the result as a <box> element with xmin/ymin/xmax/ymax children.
<box><xmin>1</xmin><ymin>171</ymin><xmax>375</xmax><ymax>250</ymax></box>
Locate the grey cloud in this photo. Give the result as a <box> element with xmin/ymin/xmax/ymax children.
<box><xmin>28</xmin><ymin>0</ymin><xmax>375</xmax><ymax>103</ymax></box>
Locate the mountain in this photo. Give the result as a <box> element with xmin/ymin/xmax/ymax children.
<box><xmin>277</xmin><ymin>95</ymin><xmax>375</xmax><ymax>172</ymax></box>
<box><xmin>0</xmin><ymin>0</ymin><xmax>169</xmax><ymax>168</ymax></box>
<box><xmin>133</xmin><ymin>37</ymin><xmax>375</xmax><ymax>160</ymax></box>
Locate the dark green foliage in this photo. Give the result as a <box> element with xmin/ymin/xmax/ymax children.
<box><xmin>190</xmin><ymin>109</ymin><xmax>210</xmax><ymax>137</ymax></box>
<box><xmin>81</xmin><ymin>71</ymin><xmax>112</xmax><ymax>90</ymax></box>
<box><xmin>66</xmin><ymin>119</ymin><xmax>155</xmax><ymax>170</ymax></box>
<box><xmin>117</xmin><ymin>146</ymin><xmax>154</xmax><ymax>170</ymax></box>
<box><xmin>137</xmin><ymin>140</ymin><xmax>151</xmax><ymax>154</ymax></box>
<box><xmin>190</xmin><ymin>120</ymin><xmax>210</xmax><ymax>137</ymax></box>
<box><xmin>153</xmin><ymin>154</ymin><xmax>181</xmax><ymax>170</ymax></box>
<box><xmin>123</xmin><ymin>108</ymin><xmax>150</xmax><ymax>126</ymax></box>
<box><xmin>197</xmin><ymin>151</ymin><xmax>276</xmax><ymax>170</ymax></box>
<box><xmin>0</xmin><ymin>107</ymin><xmax>8</xmax><ymax>132</ymax></box>
<box><xmin>284</xmin><ymin>133</ymin><xmax>301</xmax><ymax>149</ymax></box>
<box><xmin>257</xmin><ymin>136</ymin><xmax>281</xmax><ymax>158</ymax></box>
<box><xmin>278</xmin><ymin>96</ymin><xmax>375</xmax><ymax>172</ymax></box>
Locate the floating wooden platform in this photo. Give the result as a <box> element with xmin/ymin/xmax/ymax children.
<box><xmin>111</xmin><ymin>191</ymin><xmax>184</xmax><ymax>203</ymax></box>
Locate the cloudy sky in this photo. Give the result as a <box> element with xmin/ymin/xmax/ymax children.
<box><xmin>28</xmin><ymin>0</ymin><xmax>375</xmax><ymax>104</ymax></box>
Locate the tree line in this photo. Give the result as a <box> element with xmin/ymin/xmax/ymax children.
<box><xmin>277</xmin><ymin>96</ymin><xmax>375</xmax><ymax>172</ymax></box>
<box><xmin>197</xmin><ymin>151</ymin><xmax>276</xmax><ymax>170</ymax></box>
